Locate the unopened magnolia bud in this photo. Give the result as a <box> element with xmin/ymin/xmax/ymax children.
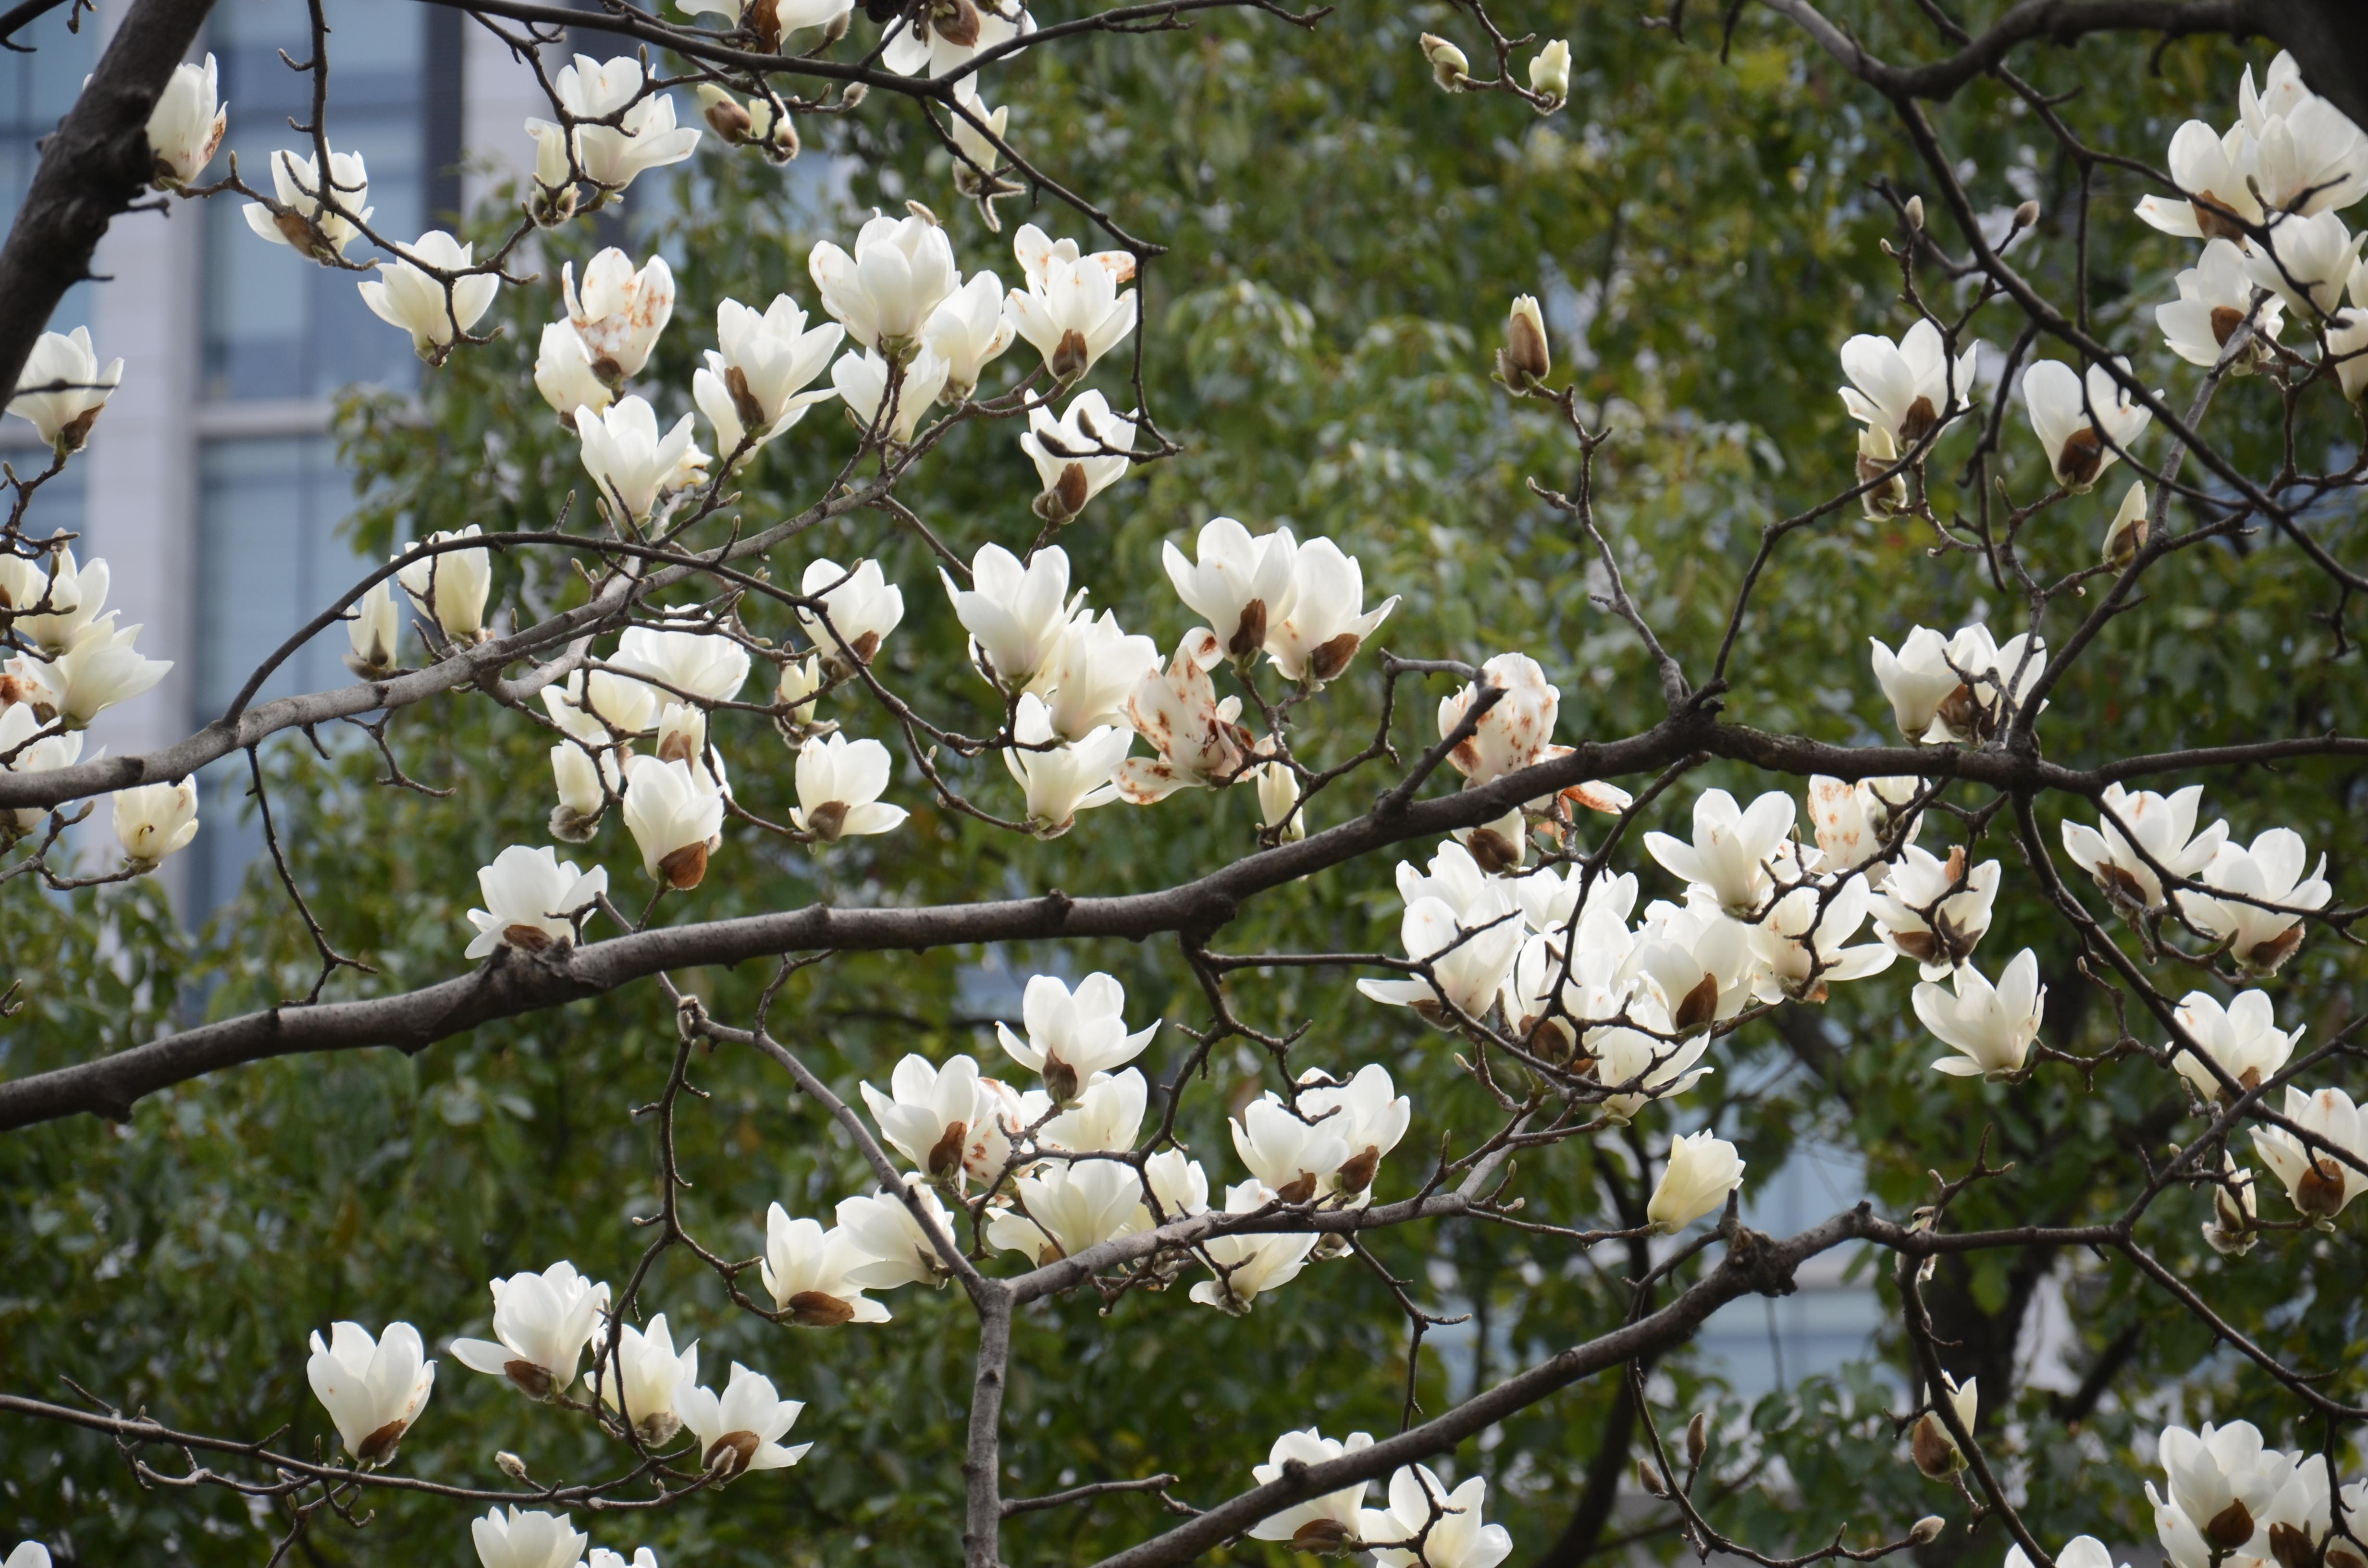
<box><xmin>1910</xmin><ymin>1516</ymin><xmax>1946</xmax><ymax>1544</ymax></box>
<box><xmin>1420</xmin><ymin>33</ymin><xmax>1470</xmax><ymax>90</ymax></box>
<box><xmin>1905</xmin><ymin>194</ymin><xmax>1924</xmax><ymax>231</ymax></box>
<box><xmin>1528</xmin><ymin>38</ymin><xmax>1570</xmax><ymax>105</ymax></box>
<box><xmin>1910</xmin><ymin>1412</ymin><xmax>1962</xmax><ymax>1479</ymax></box>
<box><xmin>1637</xmin><ymin>1458</ymin><xmax>1669</xmax><ymax>1497</ymax></box>
<box><xmin>495</xmin><ymin>1450</ymin><xmax>530</xmax><ymax>1482</ymax></box>
<box><xmin>1500</xmin><ymin>294</ymin><xmax>1551</xmax><ymax>389</ymax></box>
<box><xmin>2012</xmin><ymin>199</ymin><xmax>2041</xmax><ymax>231</ymax></box>
<box><xmin>1686</xmin><ymin>1411</ymin><xmax>1711</xmax><ymax>1467</ymax></box>
<box><xmin>840</xmin><ymin>82</ymin><xmax>868</xmax><ymax>109</ymax></box>
<box><xmin>698</xmin><ymin>84</ymin><xmax>754</xmax><ymax>145</ymax></box>
<box><xmin>2101</xmin><ymin>479</ymin><xmax>2148</xmax><ymax>570</ymax></box>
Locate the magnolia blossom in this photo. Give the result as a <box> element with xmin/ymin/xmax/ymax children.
<box><xmin>597</xmin><ymin>1313</ymin><xmax>697</xmax><ymax>1443</ymax></box>
<box><xmin>1749</xmin><ymin>877</ymin><xmax>1895</xmax><ymax>1003</ymax></box>
<box><xmin>1838</xmin><ymin>319</ymin><xmax>1980</xmax><ymax>446</ymax></box>
<box><xmin>760</xmin><ymin>1205</ymin><xmax>892</xmax><ymax>1325</ymax></box>
<box><xmin>810</xmin><ymin>211</ymin><xmax>961</xmax><ymax>356</ymax></box>
<box><xmin>987</xmin><ymin>1160</ymin><xmax>1147</xmax><ymax>1263</ymax></box>
<box><xmin>621</xmin><ymin>756</ymin><xmax>725</xmax><ymax>888</ymax></box>
<box><xmin>535</xmin><ymin>323</ymin><xmax>611</xmax><ymax>427</ymax></box>
<box><xmin>1501</xmin><ymin>294</ymin><xmax>1551</xmax><ymax>387</ymax></box>
<box><xmin>2186</xmin><ymin>827</ymin><xmax>2331</xmax><ymax>977</ymax></box>
<box><xmin>3</xmin><ymin>1547</ymin><xmax>47</xmax><ymax>1568</ymax></box>
<box><xmin>2158</xmin><ymin>239</ymin><xmax>2282</xmax><ymax>369</ymax></box>
<box><xmin>615</xmin><ymin>624</ymin><xmax>752</xmax><ymax>707</ymax></box>
<box><xmin>1005</xmin><ymin>692</ymin><xmax>1130</xmax><ymax>838</ymax></box>
<box><xmin>345</xmin><ymin>578</ymin><xmax>399</xmax><ymax>678</ymax></box>
<box><xmin>1040</xmin><ymin>1066</ymin><xmax>1146</xmax><ymax>1152</ymax></box>
<box><xmin>881</xmin><ymin>0</ymin><xmax>1034</xmax><ymax>80</ymax></box>
<box><xmin>540</xmin><ymin>55</ymin><xmax>700</xmax><ymax>194</ymax></box>
<box><xmin>2171</xmin><ymin>989</ymin><xmax>2300</xmax><ymax>1102</ymax></box>
<box><xmin>2023</xmin><ymin>358</ymin><xmax>2153</xmax><ymax>491</ymax></box>
<box><xmin>242</xmin><ymin>147</ymin><xmax>370</xmax><ymax>259</ymax></box>
<box><xmin>1190</xmin><ymin>1178</ymin><xmax>1319</xmax><ymax>1314</ymax></box>
<box><xmin>1020</xmin><ymin>390</ymin><xmax>1134</xmax><ymax>525</ymax></box>
<box><xmin>111</xmin><ymin>780</ymin><xmax>198</xmax><ymax>870</ymax></box>
<box><xmin>28</xmin><ymin>617</ymin><xmax>172</xmax><ymax>728</ymax></box>
<box><xmin>836</xmin><ymin>1178</ymin><xmax>957</xmax><ymax>1289</ymax></box>
<box><xmin>543</xmin><ymin>667</ymin><xmax>657</xmax><ymax>744</ymax></box>
<box><xmin>2136</xmin><ymin>119</ymin><xmax>2262</xmax><ymax>241</ymax></box>
<box><xmin>1296</xmin><ymin>1064</ymin><xmax>1411</xmax><ymax>1197</ymax></box>
<box><xmin>2251</xmin><ymin>1086</ymin><xmax>2367</xmax><ymax>1224</ymax></box>
<box><xmin>1007</xmin><ymin>222</ymin><xmax>1138</xmax><ymax>380</ymax></box>
<box><xmin>563</xmin><ymin>249</ymin><xmax>675</xmax><ymax>386</ymax></box>
<box><xmin>1869</xmin><ymin>845</ymin><xmax>1999</xmax><ymax>977</ymax></box>
<box><xmin>693</xmin><ymin>294</ymin><xmax>842</xmax><ymax>456</ymax></box>
<box><xmin>1911</xmin><ymin>1373</ymin><xmax>1979</xmax><ymax>1477</ymax></box>
<box><xmin>0</xmin><ymin>706</ymin><xmax>81</xmax><ymax>834</ymax></box>
<box><xmin>1646</xmin><ymin>1129</ymin><xmax>1744</xmax><ymax>1233</ymax></box>
<box><xmin>943</xmin><ymin>542</ymin><xmax>1077</xmax><ymax>691</ymax></box>
<box><xmin>1360</xmin><ymin>1465</ymin><xmax>1514</xmax><ymax>1568</ymax></box>
<box><xmin>1232</xmin><ymin>1096</ymin><xmax>1351</xmax><ymax>1204</ymax></box>
<box><xmin>995</xmin><ymin>972</ymin><xmax>1158</xmax><ymax>1103</ymax></box>
<box><xmin>1255</xmin><ymin>760</ymin><xmax>1304</xmax><ymax>841</ymax></box>
<box><xmin>792</xmin><ymin>733</ymin><xmax>906</xmax><ymax>842</ymax></box>
<box><xmin>1163</xmin><ymin>517</ymin><xmax>1298</xmax><ymax>663</ymax></box>
<box><xmin>1249</xmin><ymin>1427</ymin><xmax>1377</xmax><ymax>1553</ymax></box>
<box><xmin>1624</xmin><ymin>905</ymin><xmax>1751</xmax><ymax>1031</ymax></box>
<box><xmin>1803</xmin><ymin>774</ymin><xmax>1922</xmax><ymax>883</ymax></box>
<box><xmin>1116</xmin><ymin>630</ymin><xmax>1261</xmax><ymax>803</ymax></box>
<box><xmin>2245</xmin><ymin>209</ymin><xmax>2365</xmax><ymax>318</ymax></box>
<box><xmin>359</xmin><ymin>231</ymin><xmax>498</xmax><ymax>364</ymax></box>
<box><xmin>8</xmin><ymin>327</ymin><xmax>121</xmax><ymax>455</ymax></box>
<box><xmin>833</xmin><ymin>344</ymin><xmax>950</xmax><ymax>443</ymax></box>
<box><xmin>2103</xmin><ymin>479</ymin><xmax>2151</xmax><ymax>569</ymax></box>
<box><xmin>395</xmin><ymin>527</ymin><xmax>492</xmax><ymax>642</ymax></box>
<box><xmin>674</xmin><ymin>1362</ymin><xmax>809</xmax><ymax>1481</ymax></box>
<box><xmin>1502</xmin><ymin>936</ymin><xmax>1628</xmax><ymax>1057</ymax></box>
<box><xmin>922</xmin><ymin>270</ymin><xmax>1015</xmax><ymax>399</ymax></box>
<box><xmin>306</xmin><ymin>1320</ymin><xmax>435</xmax><ymax>1465</ymax></box>
<box><xmin>464</xmin><ymin>845</ymin><xmax>606</xmax><ymax>959</ymax></box>
<box><xmin>525</xmin><ymin>119</ymin><xmax>577</xmax><ymax>226</ymax></box>
<box><xmin>863</xmin><ymin>1053</ymin><xmax>987</xmax><ymax>1181</ymax></box>
<box><xmin>2239</xmin><ymin>52</ymin><xmax>2368</xmax><ymax>216</ymax></box>
<box><xmin>10</xmin><ymin>548</ymin><xmax>106</xmax><ymax>655</ymax></box>
<box><xmin>2006</xmin><ymin>1542</ymin><xmax>2124</xmax><ymax>1568</ymax></box>
<box><xmin>949</xmin><ymin>86</ymin><xmax>1018</xmax><ymax>223</ymax></box>
<box><xmin>578</xmin><ymin>397</ymin><xmax>704</xmax><ymax>523</ymax></box>
<box><xmin>470</xmin><ymin>1507</ymin><xmax>588</xmax><ymax>1568</ymax></box>
<box><xmin>1529</xmin><ymin>39</ymin><xmax>1571</xmax><ymax>104</ymax></box>
<box><xmin>1356</xmin><ymin>890</ymin><xmax>1524</xmax><ymax>1026</ymax></box>
<box><xmin>2200</xmin><ymin>1152</ymin><xmax>2259</xmax><ymax>1258</ymax></box>
<box><xmin>1646</xmin><ymin>788</ymin><xmax>1797</xmax><ymax>918</ymax></box>
<box><xmin>1265</xmin><ymin>537</ymin><xmax>1397</xmax><ymax>686</ymax></box>
<box><xmin>1438</xmin><ymin>651</ymin><xmax>1557</xmax><ymax>785</ymax></box>
<box><xmin>2156</xmin><ymin>1421</ymin><xmax>2298</xmax><ymax>1551</ymax></box>
<box><xmin>450</xmin><ymin>1261</ymin><xmax>610</xmax><ymax>1398</ymax></box>
<box><xmin>1421</xmin><ymin>33</ymin><xmax>1470</xmax><ymax>88</ymax></box>
<box><xmin>1917</xmin><ymin>947</ymin><xmax>2044</xmax><ymax>1080</ymax></box>
<box><xmin>1933</xmin><ymin>622</ymin><xmax>2046</xmax><ymax>742</ymax></box>
<box><xmin>146</xmin><ymin>53</ymin><xmax>225</xmax><ymax>189</ymax></box>
<box><xmin>1867</xmin><ymin>627</ymin><xmax>1963</xmax><ymax>741</ymax></box>
<box><xmin>1146</xmin><ymin>1147</ymin><xmax>1209</xmax><ymax>1218</ymax></box>
<box><xmin>798</xmin><ymin>557</ymin><xmax>905</xmax><ymax>677</ymax></box>
<box><xmin>1591</xmin><ymin>1011</ymin><xmax>1714</xmax><ymax>1123</ymax></box>
<box><xmin>1040</xmin><ymin>609</ymin><xmax>1156</xmax><ymax>740</ymax></box>
<box><xmin>2061</xmin><ymin>783</ymin><xmax>2227</xmax><ymax>915</ymax></box>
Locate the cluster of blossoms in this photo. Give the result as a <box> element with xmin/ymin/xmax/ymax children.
<box><xmin>1242</xmin><ymin>1427</ymin><xmax>1515</xmax><ymax>1566</ymax></box>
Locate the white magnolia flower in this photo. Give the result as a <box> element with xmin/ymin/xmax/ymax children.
<box><xmin>30</xmin><ymin>617</ymin><xmax>172</xmax><ymax>728</ymax></box>
<box><xmin>345</xmin><ymin>578</ymin><xmax>400</xmax><ymax>678</ymax></box>
<box><xmin>578</xmin><ymin>396</ymin><xmax>703</xmax><ymax>523</ymax></box>
<box><xmin>1838</xmin><ymin>319</ymin><xmax>1980</xmax><ymax>446</ymax></box>
<box><xmin>613</xmin><ymin>623</ymin><xmax>752</xmax><ymax>707</ymax></box>
<box><xmin>596</xmin><ymin>1313</ymin><xmax>697</xmax><ymax>1443</ymax></box>
<box><xmin>923</xmin><ymin>270</ymin><xmax>1015</xmax><ymax>399</ymax></box>
<box><xmin>987</xmin><ymin>1159</ymin><xmax>1147</xmax><ymax>1264</ymax></box>
<box><xmin>542</xmin><ymin>667</ymin><xmax>657</xmax><ymax>744</ymax></box>
<box><xmin>1805</xmin><ymin>774</ymin><xmax>1922</xmax><ymax>883</ymax></box>
<box><xmin>673</xmin><ymin>1361</ymin><xmax>809</xmax><ymax>1481</ymax></box>
<box><xmin>695</xmin><ymin>81</ymin><xmax>794</xmax><ymax>158</ymax></box>
<box><xmin>1231</xmin><ymin>1095</ymin><xmax>1351</xmax><ymax>1204</ymax></box>
<box><xmin>1114</xmin><ymin>630</ymin><xmax>1261</xmax><ymax>803</ymax></box>
<box><xmin>833</xmin><ymin>344</ymin><xmax>950</xmax><ymax>443</ymax></box>
<box><xmin>798</xmin><ymin>557</ymin><xmax>905</xmax><ymax>677</ymax></box>
<box><xmin>1005</xmin><ymin>692</ymin><xmax>1130</xmax><ymax>839</ymax></box>
<box><xmin>621</xmin><ymin>755</ymin><xmax>725</xmax><ymax>889</ymax></box>
<box><xmin>524</xmin><ymin>117</ymin><xmax>577</xmax><ymax>225</ymax></box>
<box><xmin>836</xmin><ymin>1177</ymin><xmax>957</xmax><ymax>1289</ymax></box>
<box><xmin>2198</xmin><ymin>1152</ymin><xmax>2261</xmax><ymax>1259</ymax></box>
<box><xmin>242</xmin><ymin>147</ymin><xmax>370</xmax><ymax>260</ymax></box>
<box><xmin>394</xmin><ymin>527</ymin><xmax>492</xmax><ymax>642</ymax></box>
<box><xmin>2061</xmin><ymin>782</ymin><xmax>2227</xmax><ymax>915</ymax></box>
<box><xmin>111</xmin><ymin>780</ymin><xmax>198</xmax><ymax>870</ymax></box>
<box><xmin>810</xmin><ymin>211</ymin><xmax>961</xmax><ymax>357</ymax></box>
<box><xmin>1296</xmin><ymin>1064</ymin><xmax>1411</xmax><ymax>1198</ymax></box>
<box><xmin>2240</xmin><ymin>51</ymin><xmax>2368</xmax><ymax>217</ymax></box>
<box><xmin>1039</xmin><ymin>1066</ymin><xmax>1147</xmax><ymax>1153</ymax></box>
<box><xmin>2172</xmin><ymin>989</ymin><xmax>2300</xmax><ymax>1102</ymax></box>
<box><xmin>1624</xmin><ymin>902</ymin><xmax>1757</xmax><ymax>1034</ymax></box>
<box><xmin>1513</xmin><ymin>864</ymin><xmax>1638</xmax><ymax>946</ymax></box>
<box><xmin>146</xmin><ymin>53</ymin><xmax>225</xmax><ymax>189</ymax></box>
<box><xmin>3</xmin><ymin>1546</ymin><xmax>48</xmax><ymax>1568</ymax></box>
<box><xmin>2186</xmin><ymin>827</ymin><xmax>2331</xmax><ymax>977</ymax></box>
<box><xmin>1437</xmin><ymin>652</ymin><xmax>1558</xmax><ymax>786</ymax></box>
<box><xmin>792</xmin><ymin>732</ymin><xmax>906</xmax><ymax>842</ymax></box>
<box><xmin>0</xmin><ymin>705</ymin><xmax>82</xmax><ymax>834</ymax></box>
<box><xmin>588</xmin><ymin>1549</ymin><xmax>659</xmax><ymax>1568</ymax></box>
<box><xmin>2158</xmin><ymin>239</ymin><xmax>2282</xmax><ymax>369</ymax></box>
<box><xmin>1647</xmin><ymin>1129</ymin><xmax>1745</xmax><ymax>1233</ymax></box>
<box><xmin>949</xmin><ymin>86</ymin><xmax>1018</xmax><ymax>223</ymax></box>
<box><xmin>1868</xmin><ymin>626</ymin><xmax>1962</xmax><ymax>741</ymax></box>
<box><xmin>881</xmin><ymin>0</ymin><xmax>1033</xmax><ymax>78</ymax></box>
<box><xmin>693</xmin><ymin>294</ymin><xmax>842</xmax><ymax>457</ymax></box>
<box><xmin>995</xmin><ymin>971</ymin><xmax>1158</xmax><ymax>1104</ymax></box>
<box><xmin>1917</xmin><ymin>948</ymin><xmax>2045</xmax><ymax>1079</ymax></box>
<box><xmin>470</xmin><ymin>1507</ymin><xmax>588</xmax><ymax>1568</ymax></box>
<box><xmin>563</xmin><ymin>249</ymin><xmax>675</xmax><ymax>385</ymax></box>
<box><xmin>8</xmin><ymin>327</ymin><xmax>121</xmax><ymax>455</ymax></box>
<box><xmin>2006</xmin><ymin>1541</ymin><xmax>2124</xmax><ymax>1568</ymax></box>
<box><xmin>1937</xmin><ymin>622</ymin><xmax>2047</xmax><ymax>743</ymax></box>
<box><xmin>1163</xmin><ymin>517</ymin><xmax>1298</xmax><ymax>663</ymax></box>
<box><xmin>1911</xmin><ymin>1373</ymin><xmax>1980</xmax><ymax>1476</ymax></box>
<box><xmin>540</xmin><ymin>56</ymin><xmax>700</xmax><ymax>195</ymax></box>
<box><xmin>535</xmin><ymin>323</ymin><xmax>612</xmax><ymax>427</ymax></box>
<box><xmin>775</xmin><ymin>654</ymin><xmax>825</xmax><ymax>737</ymax></box>
<box><xmin>1356</xmin><ymin>888</ymin><xmax>1524</xmax><ymax>1027</ymax></box>
<box><xmin>450</xmin><ymin>1261</ymin><xmax>611</xmax><ymax>1398</ymax></box>
<box><xmin>1869</xmin><ymin>844</ymin><xmax>1999</xmax><ymax>977</ymax></box>
<box><xmin>1020</xmin><ymin>389</ymin><xmax>1134</xmax><ymax>524</ymax></box>
<box><xmin>2245</xmin><ymin>209</ymin><xmax>2366</xmax><ymax>318</ymax></box>
<box><xmin>464</xmin><ymin>845</ymin><xmax>606</xmax><ymax>959</ymax></box>
<box><xmin>1190</xmin><ymin>1178</ymin><xmax>1319</xmax><ymax>1314</ymax></box>
<box><xmin>2136</xmin><ymin>119</ymin><xmax>2263</xmax><ymax>241</ymax></box>
<box><xmin>306</xmin><ymin>1320</ymin><xmax>435</xmax><ymax>1465</ymax></box>
<box><xmin>2103</xmin><ymin>479</ymin><xmax>2151</xmax><ymax>569</ymax></box>
<box><xmin>2023</xmin><ymin>358</ymin><xmax>2154</xmax><ymax>491</ymax></box>
<box><xmin>1360</xmin><ymin>1465</ymin><xmax>1515</xmax><ymax>1568</ymax></box>
<box><xmin>2251</xmin><ymin>1085</ymin><xmax>2368</xmax><ymax>1224</ymax></box>
<box><xmin>759</xmin><ymin>1205</ymin><xmax>893</xmax><ymax>1325</ymax></box>
<box><xmin>1040</xmin><ymin>608</ymin><xmax>1156</xmax><ymax>740</ymax></box>
<box><xmin>11</xmin><ymin>548</ymin><xmax>104</xmax><ymax>656</ymax></box>
<box><xmin>360</xmin><ymin>231</ymin><xmax>498</xmax><ymax>365</ymax></box>
<box><xmin>1255</xmin><ymin>760</ymin><xmax>1304</xmax><ymax>841</ymax></box>
<box><xmin>942</xmin><ymin>542</ymin><xmax>1077</xmax><ymax>692</ymax></box>
<box><xmin>1248</xmin><ymin>1427</ymin><xmax>1377</xmax><ymax>1552</ymax></box>
<box><xmin>2157</xmin><ymin>1421</ymin><xmax>2298</xmax><ymax>1549</ymax></box>
<box><xmin>1007</xmin><ymin>221</ymin><xmax>1138</xmax><ymax>380</ymax></box>
<box><xmin>698</xmin><ymin>0</ymin><xmax>850</xmax><ymax>47</ymax></box>
<box><xmin>1265</xmin><ymin>537</ymin><xmax>1397</xmax><ymax>687</ymax></box>
<box><xmin>1749</xmin><ymin>876</ymin><xmax>1896</xmax><ymax>1004</ymax></box>
<box><xmin>1529</xmin><ymin>39</ymin><xmax>1571</xmax><ymax>105</ymax></box>
<box><xmin>1145</xmin><ymin>1147</ymin><xmax>1209</xmax><ymax>1218</ymax></box>
<box><xmin>863</xmin><ymin>1053</ymin><xmax>988</xmax><ymax>1180</ymax></box>
<box><xmin>1502</xmin><ymin>935</ymin><xmax>1630</xmax><ymax>1058</ymax></box>
<box><xmin>1590</xmin><ymin>1010</ymin><xmax>1714</xmax><ymax>1124</ymax></box>
<box><xmin>1645</xmin><ymin>788</ymin><xmax>1797</xmax><ymax>918</ymax></box>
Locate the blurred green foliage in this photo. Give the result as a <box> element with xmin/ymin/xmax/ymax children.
<box><xmin>3</xmin><ymin>1</ymin><xmax>2364</xmax><ymax>1564</ymax></box>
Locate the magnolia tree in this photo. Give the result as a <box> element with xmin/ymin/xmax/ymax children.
<box><xmin>0</xmin><ymin>0</ymin><xmax>2366</xmax><ymax>1565</ymax></box>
